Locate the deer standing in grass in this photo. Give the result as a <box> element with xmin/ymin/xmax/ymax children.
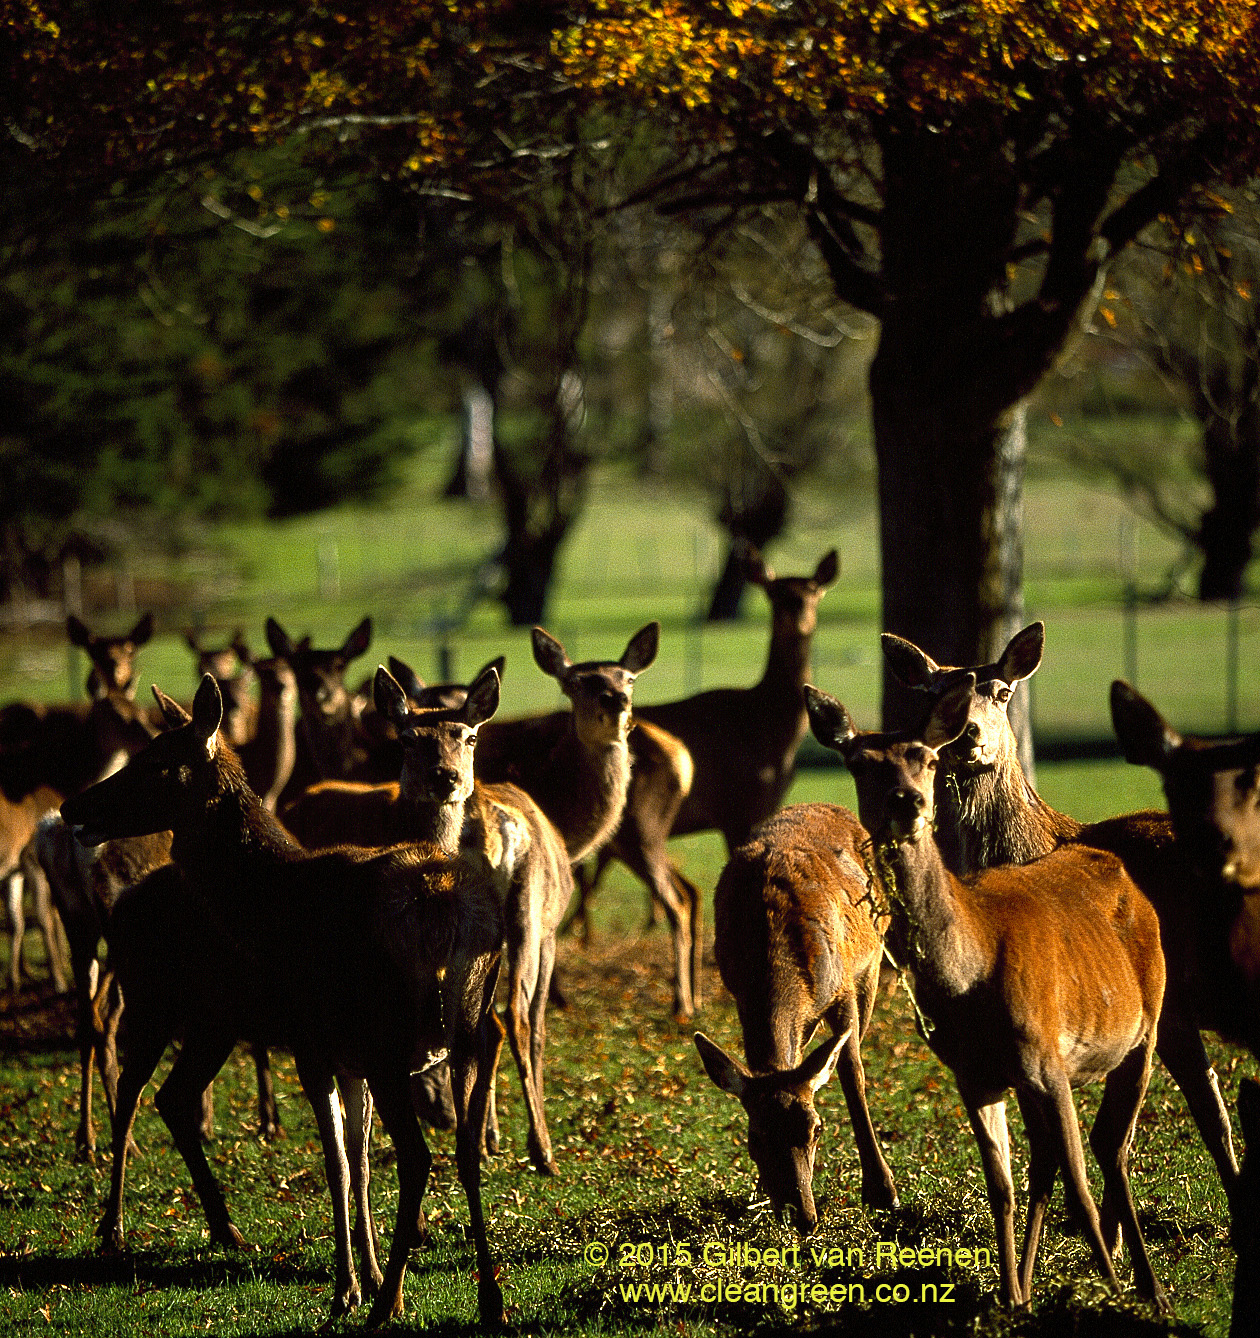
<box><xmin>694</xmin><ymin>803</ymin><xmax>897</xmax><ymax>1228</ymax></box>
<box><xmin>884</xmin><ymin>625</ymin><xmax>1244</xmax><ymax>1203</ymax></box>
<box><xmin>62</xmin><ymin>675</ymin><xmax>506</xmax><ymax>1326</ymax></box>
<box><xmin>574</xmin><ymin>548</ymin><xmax>839</xmax><ymax>1016</ymax></box>
<box><xmin>806</xmin><ymin>677</ymin><xmax>1168</xmax><ymax>1312</ymax></box>
<box><xmin>285</xmin><ymin>663</ymin><xmax>574</xmax><ymax>1175</ymax></box>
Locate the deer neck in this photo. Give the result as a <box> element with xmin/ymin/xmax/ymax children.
<box><xmin>245</xmin><ymin>691</ymin><xmax>298</xmax><ymax>811</ymax></box>
<box><xmin>873</xmin><ymin>833</ymin><xmax>989</xmax><ymax>1001</ymax></box>
<box><xmin>544</xmin><ymin>724</ymin><xmax>632</xmax><ymax>864</ymax></box>
<box><xmin>757</xmin><ymin>625</ymin><xmax>813</xmax><ymax>704</ymax></box>
<box><xmin>399</xmin><ymin>788</ymin><xmax>465</xmax><ymax>857</ymax></box>
<box><xmin>936</xmin><ymin>744</ymin><xmax>1079</xmax><ymax>876</ymax></box>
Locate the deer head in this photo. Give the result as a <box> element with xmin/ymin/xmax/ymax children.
<box><xmin>187</xmin><ymin>629</ymin><xmax>255</xmax><ymax>746</ymax></box>
<box><xmin>68</xmin><ymin>612</ymin><xmax>154</xmax><ymax>700</ymax></box>
<box><xmin>693</xmin><ymin>1027</ymin><xmax>850</xmax><ymax>1233</ymax></box>
<box><xmin>375</xmin><ymin>663</ymin><xmax>501</xmax><ymax>808</ymax></box>
<box><xmin>266</xmin><ymin>616</ymin><xmax>372</xmax><ymax>727</ymax></box>
<box><xmin>743</xmin><ymin>545</ymin><xmax>838</xmax><ymax>638</ymax></box>
<box><xmin>387</xmin><ymin>655</ymin><xmax>508</xmax><ymax>711</ymax></box>
<box><xmin>64</xmin><ymin>675</ymin><xmax>224</xmax><ymax>847</ymax></box>
<box><xmin>1112</xmin><ymin>680</ymin><xmax>1260</xmax><ymax>891</ymax></box>
<box><xmin>805</xmin><ymin>678</ymin><xmax>975</xmax><ymax>843</ymax></box>
<box><xmin>881</xmin><ymin>623</ymin><xmax>1042</xmax><ymax>773</ymax></box>
<box><xmin>530</xmin><ymin>623</ymin><xmax>659</xmax><ymax>750</ymax></box>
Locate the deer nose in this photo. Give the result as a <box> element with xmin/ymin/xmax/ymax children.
<box><xmin>601</xmin><ymin>690</ymin><xmax>630</xmax><ymax>713</ymax></box>
<box><xmin>964</xmin><ymin>720</ymin><xmax>981</xmax><ymax>742</ymax></box>
<box><xmin>430</xmin><ymin>766</ymin><xmax>461</xmax><ymax>795</ymax></box>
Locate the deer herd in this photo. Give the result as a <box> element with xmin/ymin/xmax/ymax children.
<box><xmin>2</xmin><ymin>544</ymin><xmax>1258</xmax><ymax>1328</ymax></box>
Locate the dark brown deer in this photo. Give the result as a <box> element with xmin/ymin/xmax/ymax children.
<box><xmin>575</xmin><ymin>547</ymin><xmax>839</xmax><ymax>1013</ymax></box>
<box><xmin>185</xmin><ymin>628</ymin><xmax>256</xmax><ymax>746</ymax></box>
<box><xmin>1233</xmin><ymin>1077</ymin><xmax>1260</xmax><ymax>1338</ymax></box>
<box><xmin>694</xmin><ymin>803</ymin><xmax>898</xmax><ymax>1226</ymax></box>
<box><xmin>285</xmin><ymin>664</ymin><xmax>573</xmax><ymax>1175</ymax></box>
<box><xmin>234</xmin><ymin>649</ymin><xmax>298</xmax><ymax>813</ymax></box>
<box><xmin>884</xmin><ymin>625</ymin><xmax>1244</xmax><ymax>1202</ymax></box>
<box><xmin>807</xmin><ymin>678</ymin><xmax>1168</xmax><ymax>1312</ymax></box>
<box><xmin>387</xmin><ymin>654</ymin><xmax>507</xmax><ymax>710</ymax></box>
<box><xmin>68</xmin><ymin>612</ymin><xmax>153</xmax><ymax>700</ymax></box>
<box><xmin>62</xmin><ymin>675</ymin><xmax>506</xmax><ymax>1326</ymax></box>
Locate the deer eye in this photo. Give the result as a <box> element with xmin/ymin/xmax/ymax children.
<box><xmin>996</xmin><ymin>686</ymin><xmax>1012</xmax><ymax>704</ymax></box>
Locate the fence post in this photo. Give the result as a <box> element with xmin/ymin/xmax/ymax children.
<box><xmin>1227</xmin><ymin>599</ymin><xmax>1240</xmax><ymax>734</ymax></box>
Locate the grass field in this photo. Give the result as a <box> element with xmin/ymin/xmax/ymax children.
<box><xmin>0</xmin><ymin>449</ymin><xmax>1253</xmax><ymax>1335</ymax></box>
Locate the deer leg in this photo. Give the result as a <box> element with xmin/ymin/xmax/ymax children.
<box><xmin>98</xmin><ymin>1022</ymin><xmax>171</xmax><ymax>1251</ymax></box>
<box><xmin>504</xmin><ymin>917</ymin><xmax>556</xmax><ymax>1175</ymax></box>
<box><xmin>24</xmin><ymin>855</ymin><xmax>68</xmax><ymax>993</ymax></box>
<box><xmin>154</xmin><ymin>1027</ymin><xmax>246</xmax><ymax>1250</ymax></box>
<box><xmin>364</xmin><ymin>1070</ymin><xmax>431</xmax><ymax>1327</ymax></box>
<box><xmin>341</xmin><ymin>1075</ymin><xmax>383</xmax><ymax>1294</ymax></box>
<box><xmin>294</xmin><ymin>1054</ymin><xmax>360</xmax><ymax>1317</ymax></box>
<box><xmin>615</xmin><ymin>827</ymin><xmax>697</xmax><ymax>1018</ymax></box>
<box><xmin>74</xmin><ymin>955</ymin><xmax>101</xmax><ymax>1160</ymax></box>
<box><xmin>1042</xmin><ymin>1068</ymin><xmax>1122</xmax><ymax>1297</ymax></box>
<box><xmin>1156</xmin><ymin>1006</ymin><xmax>1239</xmax><ymax>1197</ymax></box>
<box><xmin>562</xmin><ymin>850</ymin><xmax>610</xmax><ymax>943</ymax></box>
<box><xmin>1090</xmin><ymin>1039</ymin><xmax>1170</xmax><ymax>1313</ymax></box>
<box><xmin>251</xmin><ymin>1043</ymin><xmax>280</xmax><ymax>1140</ymax></box>
<box><xmin>448</xmin><ymin>965</ymin><xmax>505</xmax><ymax>1328</ymax></box>
<box><xmin>827</xmin><ymin>991</ymin><xmax>897</xmax><ymax>1209</ymax></box>
<box><xmin>961</xmin><ymin>1092</ymin><xmax>1022</xmax><ymax>1308</ymax></box>
<box><xmin>5</xmin><ymin>870</ymin><xmax>25</xmax><ymax>991</ymax></box>
<box><xmin>1014</xmin><ymin>1088</ymin><xmax>1059</xmax><ymax>1302</ymax></box>
<box><xmin>530</xmin><ymin>930</ymin><xmax>558</xmax><ymax>1166</ymax></box>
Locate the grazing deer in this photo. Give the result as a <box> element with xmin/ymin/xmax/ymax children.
<box><xmin>62</xmin><ymin>675</ymin><xmax>506</xmax><ymax>1326</ymax></box>
<box><xmin>285</xmin><ymin>664</ymin><xmax>573</xmax><ymax>1175</ymax></box>
<box><xmin>806</xmin><ymin>678</ymin><xmax>1168</xmax><ymax>1312</ymax></box>
<box><xmin>885</xmin><ymin>625</ymin><xmax>1244</xmax><ymax>1202</ymax></box>
<box><xmin>694</xmin><ymin>803</ymin><xmax>898</xmax><ymax>1227</ymax></box>
<box><xmin>575</xmin><ymin>548</ymin><xmax>839</xmax><ymax>1013</ymax></box>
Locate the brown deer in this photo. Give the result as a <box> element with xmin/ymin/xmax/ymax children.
<box><xmin>884</xmin><ymin>625</ymin><xmax>1244</xmax><ymax>1202</ymax></box>
<box><xmin>694</xmin><ymin>803</ymin><xmax>898</xmax><ymax>1226</ymax></box>
<box><xmin>68</xmin><ymin>612</ymin><xmax>153</xmax><ymax>700</ymax></box>
<box><xmin>575</xmin><ymin>547</ymin><xmax>839</xmax><ymax>1012</ymax></box>
<box><xmin>62</xmin><ymin>675</ymin><xmax>506</xmax><ymax>1326</ymax></box>
<box><xmin>806</xmin><ymin>677</ymin><xmax>1168</xmax><ymax>1312</ymax></box>
<box><xmin>185</xmin><ymin>628</ymin><xmax>256</xmax><ymax>746</ymax></box>
<box><xmin>234</xmin><ymin>648</ymin><xmax>299</xmax><ymax>813</ymax></box>
<box><xmin>387</xmin><ymin>653</ymin><xmax>507</xmax><ymax>710</ymax></box>
<box><xmin>2</xmin><ymin>685</ymin><xmax>155</xmax><ymax>992</ymax></box>
<box><xmin>285</xmin><ymin>664</ymin><xmax>573</xmax><ymax>1175</ymax></box>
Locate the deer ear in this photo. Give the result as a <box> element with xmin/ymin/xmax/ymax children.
<box><xmin>152</xmin><ymin>685</ymin><xmax>192</xmax><ymax>730</ymax></box>
<box><xmin>265</xmin><ymin>616</ymin><xmax>295</xmax><ymax>660</ymax></box>
<box><xmin>479</xmin><ymin>655</ymin><xmax>507</xmax><ymax>685</ymax></box>
<box><xmin>340</xmin><ymin>617</ymin><xmax>373</xmax><ymax>664</ymax></box>
<box><xmin>462</xmin><ymin>666</ymin><xmax>501</xmax><ymax>728</ymax></box>
<box><xmin>387</xmin><ymin>656</ymin><xmax>427</xmax><ymax>704</ymax></box>
<box><xmin>805</xmin><ymin>685</ymin><xmax>856</xmax><ymax>754</ymax></box>
<box><xmin>1110</xmin><ymin>681</ymin><xmax>1180</xmax><ymax>769</ymax></box>
<box><xmin>741</xmin><ymin>542</ymin><xmax>773</xmax><ymax>587</ymax></box>
<box><xmin>795</xmin><ymin>1027</ymin><xmax>851</xmax><ymax>1094</ymax></box>
<box><xmin>230</xmin><ymin>631</ymin><xmax>252</xmax><ymax>664</ymax></box>
<box><xmin>620</xmin><ymin>622</ymin><xmax>659</xmax><ymax>675</ymax></box>
<box><xmin>998</xmin><ymin>622</ymin><xmax>1044</xmax><ymax>685</ymax></box>
<box><xmin>531</xmin><ymin>626</ymin><xmax>571</xmax><ymax>679</ymax></box>
<box><xmin>812</xmin><ymin>549</ymin><xmax>839</xmax><ymax>588</ymax></box>
<box><xmin>66</xmin><ymin>615</ymin><xmax>91</xmax><ymax>650</ymax></box>
<box><xmin>374</xmin><ymin>667</ymin><xmax>411</xmax><ymax>729</ymax></box>
<box><xmin>881</xmin><ymin>633</ymin><xmax>940</xmax><ymax>690</ymax></box>
<box><xmin>128</xmin><ymin>613</ymin><xmax>154</xmax><ymax>647</ymax></box>
<box><xmin>191</xmin><ymin>674</ymin><xmax>224</xmax><ymax>753</ymax></box>
<box><xmin>924</xmin><ymin>675</ymin><xmax>976</xmax><ymax>750</ymax></box>
<box><xmin>694</xmin><ymin>1032</ymin><xmax>749</xmax><ymax>1098</ymax></box>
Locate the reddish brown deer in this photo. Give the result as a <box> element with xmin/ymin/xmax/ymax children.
<box><xmin>574</xmin><ymin>547</ymin><xmax>839</xmax><ymax>1012</ymax></box>
<box><xmin>694</xmin><ymin>803</ymin><xmax>898</xmax><ymax>1226</ymax></box>
<box><xmin>62</xmin><ymin>675</ymin><xmax>506</xmax><ymax>1326</ymax></box>
<box><xmin>68</xmin><ymin>612</ymin><xmax>153</xmax><ymax>700</ymax></box>
<box><xmin>806</xmin><ymin>678</ymin><xmax>1168</xmax><ymax>1312</ymax></box>
<box><xmin>285</xmin><ymin>663</ymin><xmax>574</xmax><ymax>1175</ymax></box>
<box><xmin>234</xmin><ymin>649</ymin><xmax>298</xmax><ymax>813</ymax></box>
<box><xmin>185</xmin><ymin>628</ymin><xmax>256</xmax><ymax>746</ymax></box>
<box><xmin>884</xmin><ymin>626</ymin><xmax>1244</xmax><ymax>1202</ymax></box>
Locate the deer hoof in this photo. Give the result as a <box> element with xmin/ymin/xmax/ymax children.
<box><xmin>478</xmin><ymin>1277</ymin><xmax>506</xmax><ymax>1328</ymax></box>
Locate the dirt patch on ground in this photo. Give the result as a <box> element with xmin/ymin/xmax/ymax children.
<box><xmin>0</xmin><ymin>981</ymin><xmax>76</xmax><ymax>1053</ymax></box>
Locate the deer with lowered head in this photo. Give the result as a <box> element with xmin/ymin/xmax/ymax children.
<box><xmin>806</xmin><ymin>676</ymin><xmax>1168</xmax><ymax>1313</ymax></box>
<box><xmin>884</xmin><ymin>624</ymin><xmax>1245</xmax><ymax>1204</ymax></box>
<box><xmin>62</xmin><ymin>674</ymin><xmax>506</xmax><ymax>1326</ymax></box>
<box><xmin>694</xmin><ymin>802</ymin><xmax>898</xmax><ymax>1229</ymax></box>
<box><xmin>284</xmin><ymin>662</ymin><xmax>574</xmax><ymax>1175</ymax></box>
<box><xmin>574</xmin><ymin>546</ymin><xmax>839</xmax><ymax>1015</ymax></box>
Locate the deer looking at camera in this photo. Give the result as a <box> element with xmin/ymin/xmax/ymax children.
<box><xmin>884</xmin><ymin>625</ymin><xmax>1244</xmax><ymax>1202</ymax></box>
<box><xmin>806</xmin><ymin>677</ymin><xmax>1168</xmax><ymax>1312</ymax></box>
<box><xmin>62</xmin><ymin>675</ymin><xmax>506</xmax><ymax>1327</ymax></box>
<box><xmin>284</xmin><ymin>663</ymin><xmax>573</xmax><ymax>1176</ymax></box>
<box><xmin>694</xmin><ymin>803</ymin><xmax>898</xmax><ymax>1229</ymax></box>
<box><xmin>573</xmin><ymin>547</ymin><xmax>839</xmax><ymax>1016</ymax></box>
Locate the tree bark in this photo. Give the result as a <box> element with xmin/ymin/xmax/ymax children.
<box><xmin>1196</xmin><ymin>364</ymin><xmax>1260</xmax><ymax>602</ymax></box>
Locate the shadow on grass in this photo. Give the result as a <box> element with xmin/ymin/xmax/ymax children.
<box><xmin>0</xmin><ymin>1246</ymin><xmax>326</xmax><ymax>1291</ymax></box>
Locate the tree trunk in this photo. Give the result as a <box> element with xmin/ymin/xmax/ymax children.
<box><xmin>871</xmin><ymin>334</ymin><xmax>1034</xmax><ymax>777</ymax></box>
<box><xmin>1196</xmin><ymin>369</ymin><xmax>1260</xmax><ymax>602</ymax></box>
